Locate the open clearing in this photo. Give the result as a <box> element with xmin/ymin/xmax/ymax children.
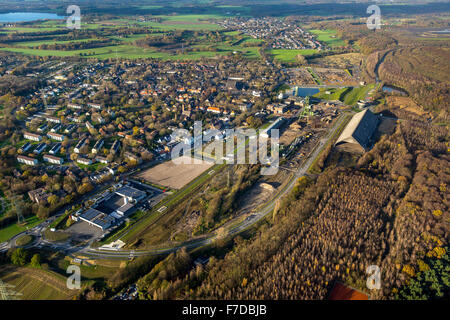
<box><xmin>135</xmin><ymin>156</ymin><xmax>214</xmax><ymax>190</ymax></box>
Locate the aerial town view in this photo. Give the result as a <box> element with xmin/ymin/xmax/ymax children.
<box><xmin>0</xmin><ymin>0</ymin><xmax>448</xmax><ymax>312</ymax></box>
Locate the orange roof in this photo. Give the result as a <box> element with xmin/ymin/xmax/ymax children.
<box><xmin>328</xmin><ymin>282</ymin><xmax>369</xmax><ymax>300</ymax></box>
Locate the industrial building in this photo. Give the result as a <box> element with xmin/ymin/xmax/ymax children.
<box><xmin>335</xmin><ymin>109</ymin><xmax>379</xmax><ymax>154</ymax></box>
<box><xmin>77</xmin><ymin>184</ymin><xmax>149</xmax><ymax>231</ymax></box>
<box><xmin>260</xmin><ymin>117</ymin><xmax>285</xmax><ymax>138</ymax></box>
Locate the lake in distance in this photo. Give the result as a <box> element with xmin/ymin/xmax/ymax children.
<box><xmin>0</xmin><ymin>12</ymin><xmax>65</xmax><ymax>23</ymax></box>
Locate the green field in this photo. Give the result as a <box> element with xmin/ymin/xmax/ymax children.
<box><xmin>270</xmin><ymin>49</ymin><xmax>318</xmax><ymax>63</ymax></box>
<box><xmin>0</xmin><ymin>216</ymin><xmax>43</xmax><ymax>243</ymax></box>
<box><xmin>137</xmin><ymin>14</ymin><xmax>224</xmax><ymax>31</ymax></box>
<box><xmin>314</xmin><ymin>84</ymin><xmax>375</xmax><ymax>105</ymax></box>
<box><xmin>309</xmin><ymin>29</ymin><xmax>346</xmax><ymax>48</ymax></box>
<box><xmin>0</xmin><ymin>14</ymin><xmax>270</xmax><ymax>61</ymax></box>
<box><xmin>2</xmin><ymin>41</ymin><xmax>260</xmax><ymax>60</ymax></box>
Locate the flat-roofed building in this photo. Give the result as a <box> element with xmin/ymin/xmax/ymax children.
<box><xmin>24</xmin><ymin>132</ymin><xmax>42</xmax><ymax>142</ymax></box>
<box><xmin>79</xmin><ymin>208</ymin><xmax>115</xmax><ymax>231</ymax></box>
<box><xmin>17</xmin><ymin>155</ymin><xmax>38</xmax><ymax>166</ymax></box>
<box><xmin>335</xmin><ymin>109</ymin><xmax>379</xmax><ymax>154</ymax></box>
<box><xmin>115</xmin><ymin>186</ymin><xmax>146</xmax><ymax>202</ymax></box>
<box><xmin>43</xmin><ymin>154</ymin><xmax>64</xmax><ymax>164</ymax></box>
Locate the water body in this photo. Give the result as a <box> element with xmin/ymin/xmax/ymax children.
<box><xmin>292</xmin><ymin>87</ymin><xmax>320</xmax><ymax>97</ymax></box>
<box><xmin>382</xmin><ymin>85</ymin><xmax>408</xmax><ymax>96</ymax></box>
<box><xmin>0</xmin><ymin>12</ymin><xmax>65</xmax><ymax>23</ymax></box>
<box><xmin>433</xmin><ymin>29</ymin><xmax>450</xmax><ymax>34</ymax></box>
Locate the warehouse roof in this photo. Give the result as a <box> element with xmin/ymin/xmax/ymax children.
<box><xmin>335</xmin><ymin>109</ymin><xmax>378</xmax><ymax>151</ymax></box>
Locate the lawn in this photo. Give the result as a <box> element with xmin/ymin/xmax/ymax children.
<box><xmin>270</xmin><ymin>49</ymin><xmax>318</xmax><ymax>63</ymax></box>
<box><xmin>309</xmin><ymin>29</ymin><xmax>346</xmax><ymax>48</ymax></box>
<box><xmin>0</xmin><ymin>216</ymin><xmax>43</xmax><ymax>243</ymax></box>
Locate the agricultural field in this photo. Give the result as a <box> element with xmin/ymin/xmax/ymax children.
<box><xmin>0</xmin><ymin>265</ymin><xmax>77</xmax><ymax>300</ymax></box>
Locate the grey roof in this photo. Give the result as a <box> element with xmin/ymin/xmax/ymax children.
<box><xmin>80</xmin><ymin>208</ymin><xmax>116</xmax><ymax>229</ymax></box>
<box><xmin>80</xmin><ymin>208</ymin><xmax>103</xmax><ymax>221</ymax></box>
<box><xmin>92</xmin><ymin>214</ymin><xmax>115</xmax><ymax>229</ymax></box>
<box><xmin>117</xmin><ymin>203</ymin><xmax>134</xmax><ymax>214</ymax></box>
<box><xmin>116</xmin><ymin>186</ymin><xmax>146</xmax><ymax>200</ymax></box>
<box><xmin>335</xmin><ymin>109</ymin><xmax>378</xmax><ymax>150</ymax></box>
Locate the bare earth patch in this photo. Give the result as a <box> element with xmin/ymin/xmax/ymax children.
<box><xmin>135</xmin><ymin>156</ymin><xmax>214</xmax><ymax>190</ymax></box>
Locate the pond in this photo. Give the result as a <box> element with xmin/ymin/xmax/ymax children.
<box><xmin>0</xmin><ymin>12</ymin><xmax>65</xmax><ymax>23</ymax></box>
<box><xmin>382</xmin><ymin>85</ymin><xmax>408</xmax><ymax>96</ymax></box>
<box><xmin>292</xmin><ymin>86</ymin><xmax>320</xmax><ymax>97</ymax></box>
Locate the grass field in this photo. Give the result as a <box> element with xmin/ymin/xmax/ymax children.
<box><xmin>314</xmin><ymin>84</ymin><xmax>375</xmax><ymax>105</ymax></box>
<box><xmin>137</xmin><ymin>14</ymin><xmax>223</xmax><ymax>31</ymax></box>
<box><xmin>309</xmin><ymin>29</ymin><xmax>346</xmax><ymax>48</ymax></box>
<box><xmin>0</xmin><ymin>216</ymin><xmax>43</xmax><ymax>243</ymax></box>
<box><xmin>270</xmin><ymin>49</ymin><xmax>318</xmax><ymax>63</ymax></box>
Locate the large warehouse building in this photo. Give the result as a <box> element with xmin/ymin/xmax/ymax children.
<box><xmin>335</xmin><ymin>109</ymin><xmax>379</xmax><ymax>154</ymax></box>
